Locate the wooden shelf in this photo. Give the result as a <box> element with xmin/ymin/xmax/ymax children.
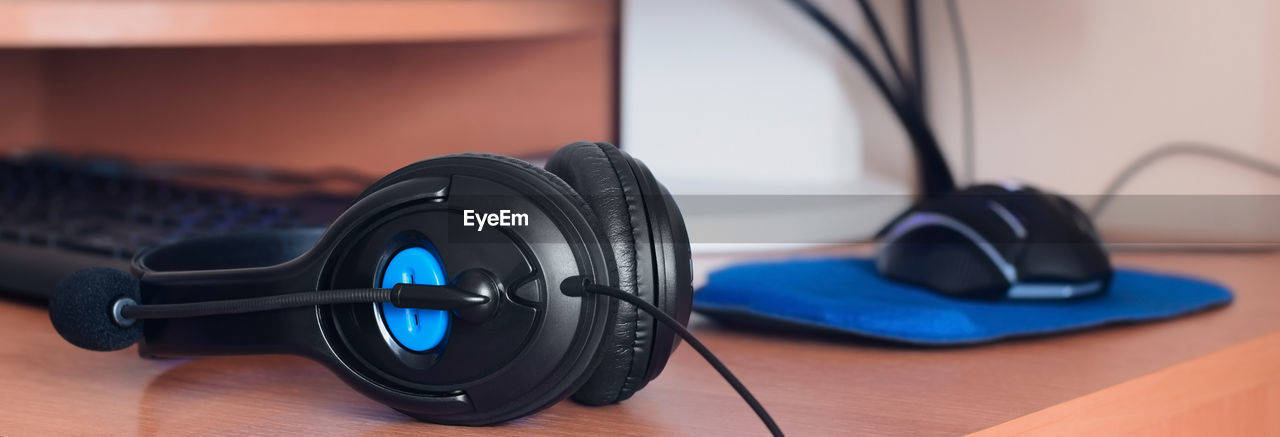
<box><xmin>0</xmin><ymin>0</ymin><xmax>619</xmax><ymax>176</ymax></box>
<box><xmin>0</xmin><ymin>0</ymin><xmax>614</xmax><ymax>48</ymax></box>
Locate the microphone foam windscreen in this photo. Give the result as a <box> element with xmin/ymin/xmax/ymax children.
<box><xmin>49</xmin><ymin>268</ymin><xmax>143</xmax><ymax>351</ymax></box>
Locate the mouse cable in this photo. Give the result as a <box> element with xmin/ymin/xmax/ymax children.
<box><xmin>906</xmin><ymin>0</ymin><xmax>926</xmax><ymax>115</ymax></box>
<box><xmin>943</xmin><ymin>0</ymin><xmax>977</xmax><ymax>185</ymax></box>
<box><xmin>561</xmin><ymin>277</ymin><xmax>785</xmax><ymax>437</ymax></box>
<box><xmin>893</xmin><ymin>0</ymin><xmax>976</xmax><ymax>184</ymax></box>
<box><xmin>786</xmin><ymin>0</ymin><xmax>910</xmax><ymax>123</ymax></box>
<box><xmin>1091</xmin><ymin>141</ymin><xmax>1280</xmax><ymax>218</ymax></box>
<box><xmin>1090</xmin><ymin>141</ymin><xmax>1280</xmax><ymax>253</ymax></box>
<box><xmin>853</xmin><ymin>0</ymin><xmax>915</xmax><ymax>111</ymax></box>
<box><xmin>861</xmin><ymin>0</ymin><xmax>974</xmax><ymax>186</ymax></box>
<box><xmin>787</xmin><ymin>0</ymin><xmax>957</xmax><ymax>196</ymax></box>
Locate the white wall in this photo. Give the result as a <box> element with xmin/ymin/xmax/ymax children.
<box><xmin>622</xmin><ymin>0</ymin><xmax>921</xmax><ymax>249</ymax></box>
<box><xmin>621</xmin><ymin>0</ymin><xmax>913</xmax><ymax>195</ymax></box>
<box><xmin>922</xmin><ymin>0</ymin><xmax>1280</xmax><ymax>241</ymax></box>
<box><xmin>623</xmin><ymin>0</ymin><xmax>1280</xmax><ymax>243</ymax></box>
<box><xmin>925</xmin><ymin>0</ymin><xmax>1280</xmax><ymax>196</ymax></box>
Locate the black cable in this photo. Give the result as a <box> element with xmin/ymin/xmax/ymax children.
<box><xmin>1087</xmin><ymin>141</ymin><xmax>1280</xmax><ymax>253</ymax></box>
<box><xmin>119</xmin><ymin>283</ymin><xmax>488</xmax><ymax>320</ymax></box>
<box><xmin>121</xmin><ymin>288</ymin><xmax>391</xmax><ymax>320</ymax></box>
<box><xmin>788</xmin><ymin>0</ymin><xmax>906</xmax><ymax>111</ymax></box>
<box><xmin>906</xmin><ymin>0</ymin><xmax>925</xmax><ymax>115</ymax></box>
<box><xmin>854</xmin><ymin>0</ymin><xmax>914</xmax><ymax>108</ymax></box>
<box><xmin>562</xmin><ymin>277</ymin><xmax>784</xmax><ymax>437</ymax></box>
<box><xmin>786</xmin><ymin>0</ymin><xmax>957</xmax><ymax>196</ymax></box>
<box><xmin>945</xmin><ymin>0</ymin><xmax>976</xmax><ymax>184</ymax></box>
<box><xmin>1090</xmin><ymin>142</ymin><xmax>1280</xmax><ymax>219</ymax></box>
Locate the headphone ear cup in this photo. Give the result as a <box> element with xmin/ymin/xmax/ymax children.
<box><xmin>546</xmin><ymin>142</ymin><xmax>682</xmax><ymax>406</ymax></box>
<box><xmin>348</xmin><ymin>151</ymin><xmax>624</xmax><ymax>423</ymax></box>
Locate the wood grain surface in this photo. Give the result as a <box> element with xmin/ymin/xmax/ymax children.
<box><xmin>37</xmin><ymin>32</ymin><xmax>617</xmax><ymax>178</ymax></box>
<box><xmin>973</xmin><ymin>330</ymin><xmax>1280</xmax><ymax>436</ymax></box>
<box><xmin>0</xmin><ymin>0</ymin><xmax>613</xmax><ymax>48</ymax></box>
<box><xmin>0</xmin><ymin>0</ymin><xmax>618</xmax><ymax>178</ymax></box>
<box><xmin>1</xmin><ymin>250</ymin><xmax>1278</xmax><ymax>435</ymax></box>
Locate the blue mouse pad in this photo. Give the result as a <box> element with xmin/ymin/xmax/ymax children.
<box><xmin>693</xmin><ymin>257</ymin><xmax>1233</xmax><ymax>345</ymax></box>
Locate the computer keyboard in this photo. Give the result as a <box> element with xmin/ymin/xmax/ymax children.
<box><xmin>0</xmin><ymin>153</ymin><xmax>353</xmax><ymax>300</ymax></box>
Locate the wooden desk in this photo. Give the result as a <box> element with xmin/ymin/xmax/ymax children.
<box><xmin>1</xmin><ymin>250</ymin><xmax>1278</xmax><ymax>435</ymax></box>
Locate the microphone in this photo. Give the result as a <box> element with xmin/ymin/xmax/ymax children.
<box><xmin>49</xmin><ymin>267</ymin><xmax>499</xmax><ymax>352</ymax></box>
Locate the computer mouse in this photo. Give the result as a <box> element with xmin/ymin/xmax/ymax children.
<box><xmin>876</xmin><ymin>183</ymin><xmax>1113</xmax><ymax>300</ymax></box>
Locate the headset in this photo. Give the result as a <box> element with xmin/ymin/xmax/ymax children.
<box><xmin>48</xmin><ymin>142</ymin><xmax>781</xmax><ymax>434</ymax></box>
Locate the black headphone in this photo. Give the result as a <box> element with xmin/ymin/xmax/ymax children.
<box><xmin>49</xmin><ymin>142</ymin><xmax>697</xmax><ymax>425</ymax></box>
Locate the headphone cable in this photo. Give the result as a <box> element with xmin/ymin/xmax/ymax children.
<box><xmin>562</xmin><ymin>277</ymin><xmax>784</xmax><ymax>436</ymax></box>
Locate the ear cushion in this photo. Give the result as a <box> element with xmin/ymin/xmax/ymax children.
<box><xmin>546</xmin><ymin>142</ymin><xmax>657</xmax><ymax>405</ymax></box>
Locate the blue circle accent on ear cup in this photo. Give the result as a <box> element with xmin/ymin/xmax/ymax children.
<box><xmin>380</xmin><ymin>247</ymin><xmax>449</xmax><ymax>352</ymax></box>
